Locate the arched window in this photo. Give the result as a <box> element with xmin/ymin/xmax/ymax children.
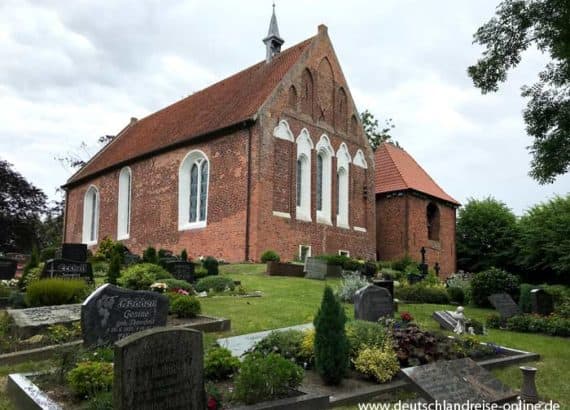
<box><xmin>82</xmin><ymin>185</ymin><xmax>99</xmax><ymax>245</ymax></box>
<box><xmin>179</xmin><ymin>150</ymin><xmax>209</xmax><ymax>230</ymax></box>
<box><xmin>336</xmin><ymin>143</ymin><xmax>351</xmax><ymax>228</ymax></box>
<box><xmin>288</xmin><ymin>85</ymin><xmax>298</xmax><ymax>110</ymax></box>
<box><xmin>315</xmin><ymin>134</ymin><xmax>334</xmax><ymax>224</ymax></box>
<box><xmin>117</xmin><ymin>167</ymin><xmax>132</xmax><ymax>239</ymax></box>
<box><xmin>427</xmin><ymin>202</ymin><xmax>440</xmax><ymax>241</ymax></box>
<box><xmin>295</xmin><ymin>129</ymin><xmax>313</xmax><ymax>221</ymax></box>
<box><xmin>301</xmin><ymin>69</ymin><xmax>313</xmax><ymax>116</ymax></box>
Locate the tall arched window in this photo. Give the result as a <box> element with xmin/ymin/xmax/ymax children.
<box><xmin>117</xmin><ymin>167</ymin><xmax>132</xmax><ymax>240</ymax></box>
<box><xmin>336</xmin><ymin>143</ymin><xmax>351</xmax><ymax>228</ymax></box>
<box><xmin>82</xmin><ymin>186</ymin><xmax>99</xmax><ymax>245</ymax></box>
<box><xmin>179</xmin><ymin>150</ymin><xmax>210</xmax><ymax>230</ymax></box>
<box><xmin>427</xmin><ymin>202</ymin><xmax>440</xmax><ymax>241</ymax></box>
<box><xmin>315</xmin><ymin>134</ymin><xmax>334</xmax><ymax>224</ymax></box>
<box><xmin>296</xmin><ymin>129</ymin><xmax>313</xmax><ymax>221</ymax></box>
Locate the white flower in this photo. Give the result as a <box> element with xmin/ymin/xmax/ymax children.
<box><xmin>150</xmin><ymin>282</ymin><xmax>168</xmax><ymax>289</ymax></box>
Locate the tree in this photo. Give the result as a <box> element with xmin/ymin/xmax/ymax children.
<box><xmin>37</xmin><ymin>190</ymin><xmax>65</xmax><ymax>250</ymax></box>
<box><xmin>456</xmin><ymin>197</ymin><xmax>519</xmax><ymax>272</ymax></box>
<box><xmin>468</xmin><ymin>0</ymin><xmax>570</xmax><ymax>184</ymax></box>
<box><xmin>107</xmin><ymin>251</ymin><xmax>122</xmax><ymax>285</ymax></box>
<box><xmin>56</xmin><ymin>135</ymin><xmax>116</xmax><ymax>171</ymax></box>
<box><xmin>313</xmin><ymin>286</ymin><xmax>348</xmax><ymax>385</ymax></box>
<box><xmin>0</xmin><ymin>159</ymin><xmax>47</xmax><ymax>252</ymax></box>
<box><xmin>360</xmin><ymin>110</ymin><xmax>397</xmax><ymax>151</ymax></box>
<box><xmin>517</xmin><ymin>194</ymin><xmax>570</xmax><ymax>283</ymax></box>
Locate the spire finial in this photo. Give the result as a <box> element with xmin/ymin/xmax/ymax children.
<box><xmin>263</xmin><ymin>2</ymin><xmax>284</xmax><ymax>63</ymax></box>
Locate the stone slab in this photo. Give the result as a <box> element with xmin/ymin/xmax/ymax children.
<box><xmin>114</xmin><ymin>327</ymin><xmax>204</xmax><ymax>410</ymax></box>
<box><xmin>7</xmin><ymin>305</ymin><xmax>81</xmax><ymax>338</ymax></box>
<box><xmin>81</xmin><ymin>284</ymin><xmax>168</xmax><ymax>346</ymax></box>
<box><xmin>217</xmin><ymin>323</ymin><xmax>313</xmax><ymax>358</ymax></box>
<box><xmin>489</xmin><ymin>293</ymin><xmax>521</xmax><ymax>319</ymax></box>
<box><xmin>401</xmin><ymin>357</ymin><xmax>518</xmax><ymax>404</ymax></box>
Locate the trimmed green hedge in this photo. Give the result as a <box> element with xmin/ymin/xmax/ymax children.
<box><xmin>26</xmin><ymin>279</ymin><xmax>89</xmax><ymax>307</ymax></box>
<box><xmin>395</xmin><ymin>284</ymin><xmax>450</xmax><ymax>304</ymax></box>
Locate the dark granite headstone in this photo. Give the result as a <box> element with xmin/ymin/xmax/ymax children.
<box><xmin>401</xmin><ymin>357</ymin><xmax>518</xmax><ymax>403</ymax></box>
<box><xmin>0</xmin><ymin>257</ymin><xmax>17</xmax><ymax>280</ymax></box>
<box><xmin>432</xmin><ymin>311</ymin><xmax>458</xmax><ymax>331</ymax></box>
<box><xmin>489</xmin><ymin>293</ymin><xmax>521</xmax><ymax>319</ymax></box>
<box><xmin>372</xmin><ymin>279</ymin><xmax>394</xmax><ymax>298</ymax></box>
<box><xmin>166</xmin><ymin>261</ymin><xmax>195</xmax><ymax>283</ymax></box>
<box><xmin>123</xmin><ymin>252</ymin><xmax>141</xmax><ymax>266</ymax></box>
<box><xmin>81</xmin><ymin>284</ymin><xmax>168</xmax><ymax>346</ymax></box>
<box><xmin>359</xmin><ymin>262</ymin><xmax>377</xmax><ymax>278</ymax></box>
<box><xmin>114</xmin><ymin>327</ymin><xmax>204</xmax><ymax>410</ymax></box>
<box><xmin>159</xmin><ymin>257</ymin><xmax>179</xmax><ymax>269</ymax></box>
<box><xmin>530</xmin><ymin>289</ymin><xmax>554</xmax><ymax>316</ymax></box>
<box><xmin>41</xmin><ymin>259</ymin><xmax>93</xmax><ymax>282</ymax></box>
<box><xmin>354</xmin><ymin>285</ymin><xmax>393</xmax><ymax>321</ymax></box>
<box><xmin>61</xmin><ymin>243</ymin><xmax>88</xmax><ymax>262</ymax></box>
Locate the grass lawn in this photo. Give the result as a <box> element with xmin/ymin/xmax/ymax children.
<box><xmin>0</xmin><ymin>264</ymin><xmax>566</xmax><ymax>409</ymax></box>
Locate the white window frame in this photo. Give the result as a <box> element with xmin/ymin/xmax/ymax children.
<box><xmin>299</xmin><ymin>244</ymin><xmax>312</xmax><ymax>262</ymax></box>
<box><xmin>117</xmin><ymin>167</ymin><xmax>132</xmax><ymax>240</ymax></box>
<box><xmin>336</xmin><ymin>143</ymin><xmax>351</xmax><ymax>229</ymax></box>
<box><xmin>315</xmin><ymin>134</ymin><xmax>334</xmax><ymax>225</ymax></box>
<box><xmin>179</xmin><ymin>149</ymin><xmax>210</xmax><ymax>231</ymax></box>
<box><xmin>338</xmin><ymin>249</ymin><xmax>350</xmax><ymax>257</ymax></box>
<box><xmin>82</xmin><ymin>185</ymin><xmax>100</xmax><ymax>246</ymax></box>
<box><xmin>353</xmin><ymin>149</ymin><xmax>368</xmax><ymax>169</ymax></box>
<box><xmin>295</xmin><ymin>128</ymin><xmax>313</xmax><ymax>222</ymax></box>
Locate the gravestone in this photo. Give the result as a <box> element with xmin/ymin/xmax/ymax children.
<box><xmin>0</xmin><ymin>257</ymin><xmax>17</xmax><ymax>280</ymax></box>
<box><xmin>7</xmin><ymin>304</ymin><xmax>81</xmax><ymax>338</ymax></box>
<box><xmin>41</xmin><ymin>259</ymin><xmax>93</xmax><ymax>282</ymax></box>
<box><xmin>489</xmin><ymin>293</ymin><xmax>521</xmax><ymax>319</ymax></box>
<box><xmin>123</xmin><ymin>252</ymin><xmax>141</xmax><ymax>266</ymax></box>
<box><xmin>61</xmin><ymin>243</ymin><xmax>88</xmax><ymax>262</ymax></box>
<box><xmin>304</xmin><ymin>257</ymin><xmax>342</xmax><ymax>280</ymax></box>
<box><xmin>432</xmin><ymin>311</ymin><xmax>458</xmax><ymax>332</ymax></box>
<box><xmin>372</xmin><ymin>279</ymin><xmax>394</xmax><ymax>298</ymax></box>
<box><xmin>166</xmin><ymin>261</ymin><xmax>195</xmax><ymax>283</ymax></box>
<box><xmin>401</xmin><ymin>357</ymin><xmax>517</xmax><ymax>403</ymax></box>
<box><xmin>81</xmin><ymin>284</ymin><xmax>168</xmax><ymax>346</ymax></box>
<box><xmin>530</xmin><ymin>289</ymin><xmax>554</xmax><ymax>316</ymax></box>
<box><xmin>354</xmin><ymin>285</ymin><xmax>393</xmax><ymax>321</ymax></box>
<box><xmin>114</xmin><ymin>327</ymin><xmax>204</xmax><ymax>410</ymax></box>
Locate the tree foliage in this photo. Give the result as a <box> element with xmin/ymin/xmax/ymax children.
<box><xmin>456</xmin><ymin>197</ymin><xmax>519</xmax><ymax>272</ymax></box>
<box><xmin>360</xmin><ymin>110</ymin><xmax>397</xmax><ymax>151</ymax></box>
<box><xmin>468</xmin><ymin>0</ymin><xmax>570</xmax><ymax>183</ymax></box>
<box><xmin>0</xmin><ymin>159</ymin><xmax>47</xmax><ymax>252</ymax></box>
<box><xmin>517</xmin><ymin>194</ymin><xmax>570</xmax><ymax>281</ymax></box>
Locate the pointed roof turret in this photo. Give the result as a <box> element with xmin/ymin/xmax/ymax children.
<box><xmin>263</xmin><ymin>3</ymin><xmax>284</xmax><ymax>63</ymax></box>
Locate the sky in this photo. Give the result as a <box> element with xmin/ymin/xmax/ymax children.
<box><xmin>0</xmin><ymin>0</ymin><xmax>568</xmax><ymax>215</ymax></box>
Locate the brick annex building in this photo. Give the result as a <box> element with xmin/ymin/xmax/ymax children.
<box><xmin>62</xmin><ymin>10</ymin><xmax>458</xmax><ymax>275</ymax></box>
<box><xmin>375</xmin><ymin>143</ymin><xmax>459</xmax><ymax>276</ymax></box>
<box><xmin>63</xmin><ymin>12</ymin><xmax>377</xmax><ymax>262</ymax></box>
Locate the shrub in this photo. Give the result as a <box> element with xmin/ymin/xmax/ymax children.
<box><xmin>392</xmin><ymin>325</ymin><xmax>442</xmax><ymax>367</ymax></box>
<box><xmin>142</xmin><ymin>246</ymin><xmax>158</xmax><ymax>264</ymax></box>
<box><xmin>19</xmin><ymin>248</ymin><xmax>39</xmax><ymax>290</ymax></box>
<box><xmin>94</xmin><ymin>237</ymin><xmax>125</xmax><ymax>262</ymax></box>
<box><xmin>67</xmin><ymin>361</ymin><xmax>113</xmax><ymax>398</ymax></box>
<box><xmin>447</xmin><ymin>287</ymin><xmax>465</xmax><ymax>305</ymax></box>
<box><xmin>380</xmin><ymin>268</ymin><xmax>404</xmax><ymax>281</ymax></box>
<box><xmin>234</xmin><ymin>352</ymin><xmax>303</xmax><ymax>405</ymax></box>
<box><xmin>337</xmin><ymin>272</ymin><xmax>368</xmax><ymax>303</ymax></box>
<box><xmin>26</xmin><ymin>279</ymin><xmax>89</xmax><ymax>307</ymax></box>
<box><xmin>117</xmin><ymin>263</ymin><xmax>172</xmax><ymax>290</ymax></box>
<box><xmin>519</xmin><ymin>283</ymin><xmax>537</xmax><ymax>313</ymax></box>
<box><xmin>314</xmin><ymin>286</ymin><xmax>349</xmax><ymax>385</ymax></box>
<box><xmin>170</xmin><ymin>296</ymin><xmax>201</xmax><ymax>318</ymax></box>
<box><xmin>18</xmin><ymin>264</ymin><xmax>42</xmax><ymax>291</ymax></box>
<box><xmin>46</xmin><ymin>323</ymin><xmax>81</xmax><ymax>344</ymax></box>
<box><xmin>391</xmin><ymin>254</ymin><xmax>414</xmax><ymax>272</ymax></box>
<box><xmin>470</xmin><ymin>268</ymin><xmax>520</xmax><ymax>307</ymax></box>
<box><xmin>157</xmin><ymin>249</ymin><xmax>171</xmax><ymax>259</ymax></box>
<box><xmin>505</xmin><ymin>314</ymin><xmax>570</xmax><ymax>337</ymax></box>
<box><xmin>395</xmin><ymin>284</ymin><xmax>449</xmax><ymax>304</ymax></box>
<box><xmin>300</xmin><ymin>329</ymin><xmax>315</xmax><ymax>365</ymax></box>
<box><xmin>202</xmin><ymin>256</ymin><xmax>219</xmax><ymax>275</ymax></box>
<box><xmin>353</xmin><ymin>344</ymin><xmax>400</xmax><ymax>383</ymax></box>
<box><xmin>346</xmin><ymin>320</ymin><xmax>389</xmax><ymax>360</ymax></box>
<box><xmin>260</xmin><ymin>250</ymin><xmax>280</xmax><ymax>263</ymax></box>
<box><xmin>106</xmin><ymin>251</ymin><xmax>121</xmax><ymax>285</ymax></box>
<box><xmin>486</xmin><ymin>314</ymin><xmax>502</xmax><ymax>329</ymax></box>
<box><xmin>204</xmin><ymin>347</ymin><xmax>240</xmax><ymax>381</ymax></box>
<box><xmin>555</xmin><ymin>300</ymin><xmax>570</xmax><ymax>319</ymax></box>
<box><xmin>344</xmin><ymin>258</ymin><xmax>364</xmax><ymax>272</ymax></box>
<box><xmin>161</xmin><ymin>278</ymin><xmax>194</xmax><ymax>292</ymax></box>
<box><xmin>195</xmin><ymin>276</ymin><xmax>234</xmax><ymax>293</ymax></box>
<box><xmin>40</xmin><ymin>247</ymin><xmax>57</xmax><ymax>262</ymax></box>
<box><xmin>194</xmin><ymin>266</ymin><xmax>208</xmax><ymax>279</ymax></box>
<box><xmin>86</xmin><ymin>392</ymin><xmax>113</xmax><ymax>410</ymax></box>
<box><xmin>250</xmin><ymin>330</ymin><xmax>305</xmax><ymax>363</ymax></box>
<box><xmin>92</xmin><ymin>261</ymin><xmax>109</xmax><ymax>278</ymax></box>
<box><xmin>8</xmin><ymin>291</ymin><xmax>26</xmax><ymax>308</ymax></box>
<box><xmin>180</xmin><ymin>249</ymin><xmax>188</xmax><ymax>261</ymax></box>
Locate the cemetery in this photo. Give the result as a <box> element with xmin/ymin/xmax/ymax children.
<box><xmin>0</xmin><ymin>242</ymin><xmax>566</xmax><ymax>409</ymax></box>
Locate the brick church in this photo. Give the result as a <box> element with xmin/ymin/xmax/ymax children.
<box><xmin>62</xmin><ymin>9</ymin><xmax>458</xmax><ymax>276</ymax></box>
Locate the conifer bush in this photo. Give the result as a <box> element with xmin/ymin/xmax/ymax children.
<box><xmin>313</xmin><ymin>286</ymin><xmax>349</xmax><ymax>385</ymax></box>
<box><xmin>142</xmin><ymin>246</ymin><xmax>158</xmax><ymax>264</ymax></box>
<box><xmin>106</xmin><ymin>251</ymin><xmax>121</xmax><ymax>285</ymax></box>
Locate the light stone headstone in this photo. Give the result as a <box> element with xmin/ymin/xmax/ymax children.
<box><xmin>489</xmin><ymin>293</ymin><xmax>521</xmax><ymax>319</ymax></box>
<box><xmin>114</xmin><ymin>327</ymin><xmax>204</xmax><ymax>410</ymax></box>
<box><xmin>7</xmin><ymin>304</ymin><xmax>81</xmax><ymax>338</ymax></box>
<box><xmin>81</xmin><ymin>284</ymin><xmax>168</xmax><ymax>346</ymax></box>
<box><xmin>354</xmin><ymin>285</ymin><xmax>393</xmax><ymax>321</ymax></box>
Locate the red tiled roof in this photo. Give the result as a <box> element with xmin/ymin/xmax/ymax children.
<box><xmin>374</xmin><ymin>142</ymin><xmax>459</xmax><ymax>205</ymax></box>
<box><xmin>66</xmin><ymin>37</ymin><xmax>314</xmax><ymax>185</ymax></box>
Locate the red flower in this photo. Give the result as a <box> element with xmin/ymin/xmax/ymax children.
<box><xmin>400</xmin><ymin>311</ymin><xmax>413</xmax><ymax>322</ymax></box>
<box><xmin>207</xmin><ymin>396</ymin><xmax>218</xmax><ymax>410</ymax></box>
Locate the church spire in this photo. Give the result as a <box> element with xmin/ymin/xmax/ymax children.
<box><xmin>263</xmin><ymin>3</ymin><xmax>284</xmax><ymax>63</ymax></box>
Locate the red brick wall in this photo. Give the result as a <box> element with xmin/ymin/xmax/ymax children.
<box><xmin>376</xmin><ymin>192</ymin><xmax>456</xmax><ymax>278</ymax></box>
<box><xmin>65</xmin><ymin>130</ymin><xmax>250</xmax><ymax>262</ymax></box>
